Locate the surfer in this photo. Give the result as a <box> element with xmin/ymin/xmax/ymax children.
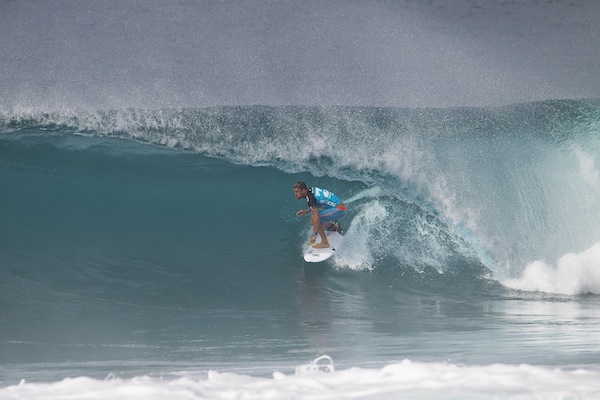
<box><xmin>293</xmin><ymin>182</ymin><xmax>347</xmax><ymax>248</ymax></box>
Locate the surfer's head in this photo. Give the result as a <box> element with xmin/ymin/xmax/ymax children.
<box><xmin>293</xmin><ymin>182</ymin><xmax>308</xmax><ymax>198</ymax></box>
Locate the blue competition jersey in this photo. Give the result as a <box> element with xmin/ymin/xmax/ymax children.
<box><xmin>306</xmin><ymin>187</ymin><xmax>342</xmax><ymax>209</ymax></box>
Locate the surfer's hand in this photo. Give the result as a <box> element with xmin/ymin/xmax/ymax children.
<box><xmin>296</xmin><ymin>209</ymin><xmax>308</xmax><ymax>217</ymax></box>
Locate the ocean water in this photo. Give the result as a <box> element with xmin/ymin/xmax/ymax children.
<box><xmin>2</xmin><ymin>102</ymin><xmax>600</xmax><ymax>399</ymax></box>
<box><xmin>2</xmin><ymin>1</ymin><xmax>600</xmax><ymax>399</ymax></box>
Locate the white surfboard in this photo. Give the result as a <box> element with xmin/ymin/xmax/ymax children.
<box><xmin>303</xmin><ymin>230</ymin><xmax>344</xmax><ymax>263</ymax></box>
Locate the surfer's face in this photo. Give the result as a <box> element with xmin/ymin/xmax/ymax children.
<box><xmin>293</xmin><ymin>187</ymin><xmax>307</xmax><ymax>199</ymax></box>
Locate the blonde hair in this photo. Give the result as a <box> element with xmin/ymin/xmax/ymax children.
<box><xmin>293</xmin><ymin>182</ymin><xmax>308</xmax><ymax>190</ymax></box>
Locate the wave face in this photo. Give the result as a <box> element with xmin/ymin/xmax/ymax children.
<box><xmin>3</xmin><ymin>101</ymin><xmax>600</xmax><ymax>393</ymax></box>
<box><xmin>3</xmin><ymin>100</ymin><xmax>600</xmax><ymax>277</ymax></box>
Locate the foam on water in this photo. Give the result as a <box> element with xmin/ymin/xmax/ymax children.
<box><xmin>3</xmin><ymin>357</ymin><xmax>600</xmax><ymax>400</ymax></box>
<box><xmin>503</xmin><ymin>242</ymin><xmax>600</xmax><ymax>295</ymax></box>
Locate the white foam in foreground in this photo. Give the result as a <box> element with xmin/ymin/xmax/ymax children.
<box><xmin>2</xmin><ymin>357</ymin><xmax>600</xmax><ymax>400</ymax></box>
<box><xmin>503</xmin><ymin>241</ymin><xmax>600</xmax><ymax>295</ymax></box>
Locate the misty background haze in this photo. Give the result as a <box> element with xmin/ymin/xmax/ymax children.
<box><xmin>1</xmin><ymin>0</ymin><xmax>599</xmax><ymax>110</ymax></box>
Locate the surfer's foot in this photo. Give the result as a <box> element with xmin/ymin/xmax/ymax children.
<box><xmin>313</xmin><ymin>241</ymin><xmax>330</xmax><ymax>249</ymax></box>
<box><xmin>325</xmin><ymin>221</ymin><xmax>341</xmax><ymax>232</ymax></box>
<box><xmin>309</xmin><ymin>232</ymin><xmax>317</xmax><ymax>244</ymax></box>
